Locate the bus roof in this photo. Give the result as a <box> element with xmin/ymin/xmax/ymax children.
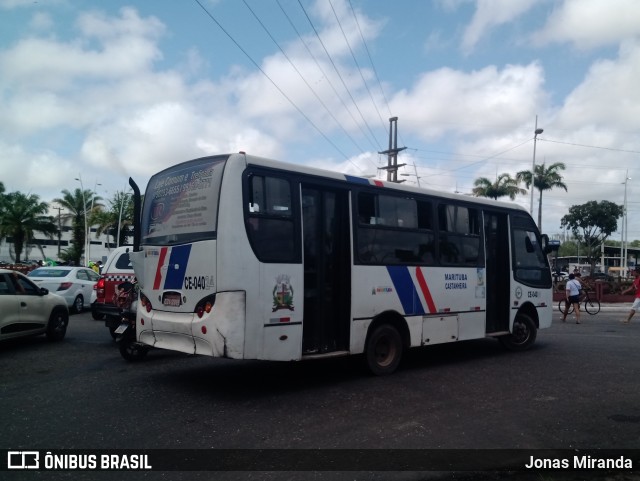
<box><xmin>232</xmin><ymin>152</ymin><xmax>529</xmax><ymax>213</ymax></box>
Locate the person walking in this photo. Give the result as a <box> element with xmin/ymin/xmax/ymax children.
<box><xmin>621</xmin><ymin>267</ymin><xmax>640</xmax><ymax>324</ymax></box>
<box><xmin>562</xmin><ymin>273</ymin><xmax>582</xmax><ymax>324</ymax></box>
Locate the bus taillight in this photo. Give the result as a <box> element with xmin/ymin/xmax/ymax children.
<box><xmin>195</xmin><ymin>294</ymin><xmax>216</xmax><ymax>319</ymax></box>
<box><xmin>140</xmin><ymin>293</ymin><xmax>152</xmax><ymax>313</ymax></box>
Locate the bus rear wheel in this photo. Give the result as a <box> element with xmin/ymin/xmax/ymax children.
<box><xmin>365</xmin><ymin>324</ymin><xmax>403</xmax><ymax>375</ymax></box>
<box><xmin>499</xmin><ymin>313</ymin><xmax>537</xmax><ymax>351</ymax></box>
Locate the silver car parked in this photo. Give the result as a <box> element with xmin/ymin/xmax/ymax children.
<box><xmin>0</xmin><ymin>269</ymin><xmax>69</xmax><ymax>341</ymax></box>
<box><xmin>27</xmin><ymin>266</ymin><xmax>100</xmax><ymax>313</ymax></box>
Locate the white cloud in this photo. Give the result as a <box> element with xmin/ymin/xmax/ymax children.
<box><xmin>555</xmin><ymin>39</ymin><xmax>640</xmax><ymax>128</ymax></box>
<box><xmin>390</xmin><ymin>62</ymin><xmax>548</xmax><ymax>139</ymax></box>
<box><xmin>532</xmin><ymin>0</ymin><xmax>640</xmax><ymax>50</ymax></box>
<box><xmin>29</xmin><ymin>11</ymin><xmax>54</xmax><ymax>30</ymax></box>
<box><xmin>461</xmin><ymin>0</ymin><xmax>537</xmax><ymax>53</ymax></box>
<box><xmin>1</xmin><ymin>0</ymin><xmax>639</xmax><ymax>239</ymax></box>
<box><xmin>0</xmin><ymin>141</ymin><xmax>75</xmax><ymax>201</ymax></box>
<box><xmin>0</xmin><ymin>8</ymin><xmax>164</xmax><ymax>92</ymax></box>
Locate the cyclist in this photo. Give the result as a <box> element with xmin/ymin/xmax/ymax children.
<box><xmin>562</xmin><ymin>273</ymin><xmax>582</xmax><ymax>324</ymax></box>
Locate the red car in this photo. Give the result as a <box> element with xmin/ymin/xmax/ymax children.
<box><xmin>90</xmin><ymin>247</ymin><xmax>135</xmax><ymax>336</ymax></box>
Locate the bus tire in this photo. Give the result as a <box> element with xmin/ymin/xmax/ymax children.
<box><xmin>119</xmin><ymin>338</ymin><xmax>149</xmax><ymax>362</ymax></box>
<box><xmin>365</xmin><ymin>324</ymin><xmax>403</xmax><ymax>376</ymax></box>
<box><xmin>499</xmin><ymin>313</ymin><xmax>537</xmax><ymax>351</ymax></box>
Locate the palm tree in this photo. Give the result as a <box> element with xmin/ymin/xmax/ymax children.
<box><xmin>472</xmin><ymin>173</ymin><xmax>527</xmax><ymax>200</ymax></box>
<box><xmin>517</xmin><ymin>162</ymin><xmax>567</xmax><ymax>229</ymax></box>
<box><xmin>52</xmin><ymin>188</ymin><xmax>102</xmax><ymax>265</ymax></box>
<box><xmin>93</xmin><ymin>191</ymin><xmax>134</xmax><ymax>249</ymax></box>
<box><xmin>0</xmin><ymin>182</ymin><xmax>6</xmax><ymax>220</ymax></box>
<box><xmin>0</xmin><ymin>192</ymin><xmax>57</xmax><ymax>263</ymax></box>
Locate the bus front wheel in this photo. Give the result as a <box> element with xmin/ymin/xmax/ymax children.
<box><xmin>365</xmin><ymin>324</ymin><xmax>403</xmax><ymax>376</ymax></box>
<box><xmin>499</xmin><ymin>313</ymin><xmax>537</xmax><ymax>351</ymax></box>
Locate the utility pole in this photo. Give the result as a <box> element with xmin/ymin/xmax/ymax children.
<box><xmin>378</xmin><ymin>117</ymin><xmax>406</xmax><ymax>182</ymax></box>
<box><xmin>53</xmin><ymin>206</ymin><xmax>63</xmax><ymax>258</ymax></box>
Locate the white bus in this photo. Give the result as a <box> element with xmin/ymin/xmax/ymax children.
<box><xmin>127</xmin><ymin>153</ymin><xmax>555</xmax><ymax>374</ymax></box>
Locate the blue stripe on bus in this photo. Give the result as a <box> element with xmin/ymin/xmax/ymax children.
<box><xmin>164</xmin><ymin>244</ymin><xmax>192</xmax><ymax>290</ymax></box>
<box><xmin>344</xmin><ymin>175</ymin><xmax>371</xmax><ymax>185</ymax></box>
<box><xmin>386</xmin><ymin>266</ymin><xmax>425</xmax><ymax>316</ymax></box>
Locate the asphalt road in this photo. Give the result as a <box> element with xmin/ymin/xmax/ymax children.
<box><xmin>1</xmin><ymin>306</ymin><xmax>639</xmax><ymax>481</ymax></box>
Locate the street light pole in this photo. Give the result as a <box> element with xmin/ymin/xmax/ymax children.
<box><xmin>86</xmin><ymin>181</ymin><xmax>102</xmax><ymax>263</ymax></box>
<box><xmin>117</xmin><ymin>189</ymin><xmax>130</xmax><ymax>248</ymax></box>
<box><xmin>53</xmin><ymin>206</ymin><xmax>62</xmax><ymax>258</ymax></box>
<box><xmin>74</xmin><ymin>176</ymin><xmax>88</xmax><ymax>266</ymax></box>
<box><xmin>623</xmin><ymin>173</ymin><xmax>630</xmax><ymax>275</ymax></box>
<box><xmin>529</xmin><ymin>116</ymin><xmax>544</xmax><ymax>218</ymax></box>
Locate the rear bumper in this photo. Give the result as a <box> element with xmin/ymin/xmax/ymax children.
<box><xmin>92</xmin><ymin>302</ymin><xmax>120</xmax><ymax>319</ymax></box>
<box><xmin>137</xmin><ymin>291</ymin><xmax>246</xmax><ymax>358</ymax></box>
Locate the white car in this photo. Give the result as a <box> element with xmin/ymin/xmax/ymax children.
<box><xmin>0</xmin><ymin>269</ymin><xmax>69</xmax><ymax>341</ymax></box>
<box><xmin>27</xmin><ymin>266</ymin><xmax>100</xmax><ymax>313</ymax></box>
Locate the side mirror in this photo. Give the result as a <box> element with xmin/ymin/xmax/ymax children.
<box><xmin>39</xmin><ymin>287</ymin><xmax>49</xmax><ymax>296</ymax></box>
<box><xmin>542</xmin><ymin>235</ymin><xmax>561</xmax><ymax>254</ymax></box>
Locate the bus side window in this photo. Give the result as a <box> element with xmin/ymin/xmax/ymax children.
<box><xmin>246</xmin><ymin>174</ymin><xmax>297</xmax><ymax>263</ymax></box>
<box><xmin>438</xmin><ymin>204</ymin><xmax>481</xmax><ymax>266</ymax></box>
<box><xmin>356</xmin><ymin>193</ymin><xmax>435</xmax><ymax>265</ymax></box>
<box><xmin>358</xmin><ymin>192</ymin><xmax>376</xmax><ymax>224</ymax></box>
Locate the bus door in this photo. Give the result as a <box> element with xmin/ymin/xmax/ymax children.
<box><xmin>301</xmin><ymin>185</ymin><xmax>351</xmax><ymax>354</ymax></box>
<box><xmin>484</xmin><ymin>211</ymin><xmax>511</xmax><ymax>333</ymax></box>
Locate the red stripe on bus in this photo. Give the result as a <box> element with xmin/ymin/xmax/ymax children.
<box><xmin>153</xmin><ymin>247</ymin><xmax>168</xmax><ymax>290</ymax></box>
<box><xmin>373</xmin><ymin>180</ymin><xmax>384</xmax><ymax>187</ymax></box>
<box><xmin>415</xmin><ymin>267</ymin><xmax>437</xmax><ymax>313</ymax></box>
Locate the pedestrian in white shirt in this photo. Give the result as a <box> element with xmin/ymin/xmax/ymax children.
<box><xmin>562</xmin><ymin>273</ymin><xmax>582</xmax><ymax>324</ymax></box>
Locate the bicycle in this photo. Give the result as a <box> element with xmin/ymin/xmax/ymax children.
<box><xmin>557</xmin><ymin>290</ymin><xmax>601</xmax><ymax>316</ymax></box>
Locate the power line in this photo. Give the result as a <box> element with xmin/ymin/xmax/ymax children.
<box><xmin>540</xmin><ymin>138</ymin><xmax>640</xmax><ymax>155</ymax></box>
<box><xmin>277</xmin><ymin>0</ymin><xmax>380</xmax><ymax>161</ymax></box>
<box><xmin>297</xmin><ymin>0</ymin><xmax>381</xmax><ymax>151</ymax></box>
<box><xmin>328</xmin><ymin>0</ymin><xmax>386</xmax><ymax>143</ymax></box>
<box><xmin>414</xmin><ymin>138</ymin><xmax>535</xmax><ymax>177</ymax></box>
<box><xmin>193</xmin><ymin>0</ymin><xmax>353</xmax><ymax>163</ymax></box>
<box><xmin>348</xmin><ymin>0</ymin><xmax>392</xmax><ymax>121</ymax></box>
<box><xmin>241</xmin><ymin>0</ymin><xmax>365</xmax><ymax>170</ymax></box>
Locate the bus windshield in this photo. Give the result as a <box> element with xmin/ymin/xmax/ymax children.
<box><xmin>141</xmin><ymin>155</ymin><xmax>227</xmax><ymax>246</ymax></box>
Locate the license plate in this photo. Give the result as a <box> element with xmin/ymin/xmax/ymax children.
<box><xmin>162</xmin><ymin>292</ymin><xmax>182</xmax><ymax>307</ymax></box>
<box><xmin>114</xmin><ymin>324</ymin><xmax>129</xmax><ymax>335</ymax></box>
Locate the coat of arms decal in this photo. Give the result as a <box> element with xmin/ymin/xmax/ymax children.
<box><xmin>273</xmin><ymin>274</ymin><xmax>294</xmax><ymax>312</ymax></box>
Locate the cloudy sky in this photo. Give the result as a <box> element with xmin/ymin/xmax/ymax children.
<box><xmin>1</xmin><ymin>0</ymin><xmax>639</xmax><ymax>239</ymax></box>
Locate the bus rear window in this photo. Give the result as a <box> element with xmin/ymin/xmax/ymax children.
<box><xmin>141</xmin><ymin>156</ymin><xmax>227</xmax><ymax>245</ymax></box>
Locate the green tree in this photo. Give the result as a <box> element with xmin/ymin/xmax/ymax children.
<box><xmin>0</xmin><ymin>192</ymin><xmax>57</xmax><ymax>263</ymax></box>
<box><xmin>517</xmin><ymin>162</ymin><xmax>567</xmax><ymax>229</ymax></box>
<box><xmin>471</xmin><ymin>173</ymin><xmax>527</xmax><ymax>200</ymax></box>
<box><xmin>93</xmin><ymin>191</ymin><xmax>134</xmax><ymax>249</ymax></box>
<box><xmin>0</xmin><ymin>182</ymin><xmax>6</xmax><ymax>222</ymax></box>
<box><xmin>560</xmin><ymin>200</ymin><xmax>624</xmax><ymax>273</ymax></box>
<box><xmin>52</xmin><ymin>188</ymin><xmax>102</xmax><ymax>265</ymax></box>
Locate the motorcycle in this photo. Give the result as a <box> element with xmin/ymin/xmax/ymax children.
<box><xmin>113</xmin><ymin>280</ymin><xmax>150</xmax><ymax>361</ymax></box>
